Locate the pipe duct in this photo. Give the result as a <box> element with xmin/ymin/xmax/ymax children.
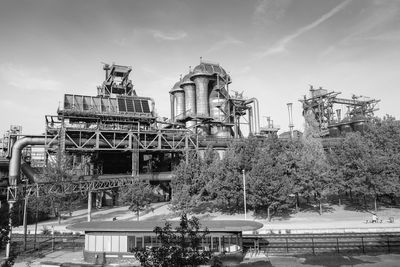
<box><xmin>21</xmin><ymin>160</ymin><xmax>40</xmax><ymax>183</ymax></box>
<box><xmin>245</xmin><ymin>98</ymin><xmax>260</xmax><ymax>134</ymax></box>
<box><xmin>9</xmin><ymin>137</ymin><xmax>47</xmax><ymax>186</ymax></box>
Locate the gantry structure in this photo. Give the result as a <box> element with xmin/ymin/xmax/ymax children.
<box><xmin>299</xmin><ymin>86</ymin><xmax>380</xmax><ymax>137</ymax></box>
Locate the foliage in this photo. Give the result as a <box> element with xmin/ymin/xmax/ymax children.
<box><xmin>171</xmin><ymin>114</ymin><xmax>400</xmax><ymax>216</ymax></box>
<box><xmin>295</xmin><ymin>114</ymin><xmax>331</xmax><ymax>214</ymax></box>
<box><xmin>170</xmin><ymin>149</ymin><xmax>221</xmax><ymax>213</ymax></box>
<box><xmin>119</xmin><ymin>179</ymin><xmax>157</xmax><ymax>220</ymax></box>
<box><xmin>247</xmin><ymin>139</ymin><xmax>298</xmax><ymax>219</ymax></box>
<box><xmin>0</xmin><ymin>204</ymin><xmax>10</xmax><ymax>250</ymax></box>
<box><xmin>132</xmin><ymin>214</ymin><xmax>212</xmax><ymax>267</ymax></box>
<box><xmin>36</xmin><ymin>153</ymin><xmax>82</xmax><ymax>223</ymax></box>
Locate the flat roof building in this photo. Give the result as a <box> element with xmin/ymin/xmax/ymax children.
<box><xmin>68</xmin><ymin>220</ymin><xmax>263</xmax><ymax>266</ymax></box>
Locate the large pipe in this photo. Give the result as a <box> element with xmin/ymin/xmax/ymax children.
<box><xmin>9</xmin><ymin>137</ymin><xmax>46</xmax><ymax>186</ymax></box>
<box><xmin>245</xmin><ymin>98</ymin><xmax>260</xmax><ymax>134</ymax></box>
<box><xmin>21</xmin><ymin>160</ymin><xmax>40</xmax><ymax>183</ymax></box>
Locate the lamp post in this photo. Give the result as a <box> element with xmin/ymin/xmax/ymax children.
<box><xmin>287</xmin><ymin>103</ymin><xmax>294</xmax><ymax>139</ymax></box>
<box><xmin>242</xmin><ymin>169</ymin><xmax>247</xmax><ymax>220</ymax></box>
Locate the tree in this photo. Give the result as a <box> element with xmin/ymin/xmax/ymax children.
<box><xmin>132</xmin><ymin>214</ymin><xmax>212</xmax><ymax>267</ymax></box>
<box><xmin>119</xmin><ymin>179</ymin><xmax>156</xmax><ymax>220</ymax></box>
<box><xmin>0</xmin><ymin>204</ymin><xmax>16</xmax><ymax>267</ymax></box>
<box><xmin>171</xmin><ymin>149</ymin><xmax>220</xmax><ymax>213</ymax></box>
<box><xmin>295</xmin><ymin>114</ymin><xmax>331</xmax><ymax>215</ymax></box>
<box><xmin>247</xmin><ymin>139</ymin><xmax>297</xmax><ymax>221</ymax></box>
<box><xmin>37</xmin><ymin>153</ymin><xmax>81</xmax><ymax>224</ymax></box>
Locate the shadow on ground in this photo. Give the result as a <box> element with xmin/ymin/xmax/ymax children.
<box><xmin>299</xmin><ymin>254</ymin><xmax>375</xmax><ymax>267</ymax></box>
<box><xmin>237</xmin><ymin>260</ymin><xmax>273</xmax><ymax>266</ymax></box>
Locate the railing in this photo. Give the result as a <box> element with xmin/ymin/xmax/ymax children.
<box><xmin>243</xmin><ymin>233</ymin><xmax>400</xmax><ymax>256</ymax></box>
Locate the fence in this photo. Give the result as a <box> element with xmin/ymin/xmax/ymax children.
<box><xmin>12</xmin><ymin>234</ymin><xmax>84</xmax><ymax>255</ymax></box>
<box><xmin>243</xmin><ymin>233</ymin><xmax>400</xmax><ymax>256</ymax></box>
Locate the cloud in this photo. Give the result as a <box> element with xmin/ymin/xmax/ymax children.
<box><xmin>253</xmin><ymin>0</ymin><xmax>293</xmax><ymax>25</ymax></box>
<box><xmin>320</xmin><ymin>0</ymin><xmax>400</xmax><ymax>58</ymax></box>
<box><xmin>259</xmin><ymin>0</ymin><xmax>352</xmax><ymax>57</ymax></box>
<box><xmin>206</xmin><ymin>36</ymin><xmax>243</xmax><ymax>54</ymax></box>
<box><xmin>150</xmin><ymin>30</ymin><xmax>187</xmax><ymax>41</ymax></box>
<box><xmin>0</xmin><ymin>63</ymin><xmax>62</xmax><ymax>91</ymax></box>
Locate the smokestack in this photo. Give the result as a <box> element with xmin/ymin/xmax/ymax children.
<box><xmin>287</xmin><ymin>103</ymin><xmax>294</xmax><ymax>139</ymax></box>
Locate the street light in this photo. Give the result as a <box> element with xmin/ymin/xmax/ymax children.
<box><xmin>242</xmin><ymin>169</ymin><xmax>247</xmax><ymax>220</ymax></box>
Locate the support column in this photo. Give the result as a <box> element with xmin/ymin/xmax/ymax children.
<box><xmin>88</xmin><ymin>192</ymin><xmax>92</xmax><ymax>222</ymax></box>
<box><xmin>132</xmin><ymin>150</ymin><xmax>139</xmax><ymax>176</ymax></box>
<box><xmin>6</xmin><ymin>201</ymin><xmax>14</xmax><ymax>259</ymax></box>
<box><xmin>23</xmin><ymin>196</ymin><xmax>28</xmax><ymax>251</ymax></box>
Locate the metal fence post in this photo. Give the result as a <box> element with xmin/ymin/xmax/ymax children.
<box><xmin>286</xmin><ymin>237</ymin><xmax>289</xmax><ymax>254</ymax></box>
<box><xmin>387</xmin><ymin>236</ymin><xmax>391</xmax><ymax>253</ymax></box>
<box><xmin>361</xmin><ymin>237</ymin><xmax>365</xmax><ymax>254</ymax></box>
<box><xmin>336</xmin><ymin>237</ymin><xmax>340</xmax><ymax>254</ymax></box>
<box><xmin>52</xmin><ymin>226</ymin><xmax>55</xmax><ymax>251</ymax></box>
<box><xmin>311</xmin><ymin>237</ymin><xmax>315</xmax><ymax>255</ymax></box>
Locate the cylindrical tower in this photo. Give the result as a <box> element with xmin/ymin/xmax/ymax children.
<box><xmin>180</xmin><ymin>73</ymin><xmax>196</xmax><ymax>129</ymax></box>
<box><xmin>192</xmin><ymin>76</ymin><xmax>210</xmax><ymax>117</ymax></box>
<box><xmin>169</xmin><ymin>81</ymin><xmax>185</xmax><ymax>121</ymax></box>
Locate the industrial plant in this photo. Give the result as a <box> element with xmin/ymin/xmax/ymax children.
<box><xmin>0</xmin><ymin>59</ymin><xmax>385</xmax><ymax>264</ymax></box>
<box><xmin>0</xmin><ymin>60</ymin><xmax>380</xmax><ymax>213</ymax></box>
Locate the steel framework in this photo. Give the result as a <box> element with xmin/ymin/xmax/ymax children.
<box><xmin>6</xmin><ymin>176</ymin><xmax>140</xmax><ymax>202</ymax></box>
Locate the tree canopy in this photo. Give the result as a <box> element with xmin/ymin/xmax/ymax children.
<box><xmin>171</xmin><ymin>115</ymin><xmax>400</xmax><ymax>217</ymax></box>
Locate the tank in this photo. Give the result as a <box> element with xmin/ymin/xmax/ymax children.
<box><xmin>209</xmin><ymin>86</ymin><xmax>226</xmax><ymax>122</ymax></box>
<box><xmin>211</xmin><ymin>125</ymin><xmax>231</xmax><ymax>138</ymax></box>
<box><xmin>340</xmin><ymin>123</ymin><xmax>353</xmax><ymax>134</ymax></box>
<box><xmin>328</xmin><ymin>126</ymin><xmax>340</xmax><ymax>137</ymax></box>
<box><xmin>191</xmin><ymin>62</ymin><xmax>231</xmax><ymax>118</ymax></box>
<box><xmin>353</xmin><ymin>120</ymin><xmax>365</xmax><ymax>133</ymax></box>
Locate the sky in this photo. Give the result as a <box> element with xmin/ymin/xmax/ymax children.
<box><xmin>0</xmin><ymin>0</ymin><xmax>399</xmax><ymax>135</ymax></box>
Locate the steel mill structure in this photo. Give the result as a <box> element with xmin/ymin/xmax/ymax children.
<box><xmin>2</xmin><ymin>61</ymin><xmax>272</xmax><ymax>209</ymax></box>
<box><xmin>0</xmin><ymin>61</ymin><xmax>381</xmax><ymax>258</ymax></box>
<box><xmin>300</xmin><ymin>85</ymin><xmax>380</xmax><ymax>137</ymax></box>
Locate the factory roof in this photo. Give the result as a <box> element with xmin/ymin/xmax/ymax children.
<box><xmin>180</xmin><ymin>72</ymin><xmax>195</xmax><ymax>86</ymax></box>
<box><xmin>67</xmin><ymin>220</ymin><xmax>263</xmax><ymax>233</ymax></box>
<box><xmin>191</xmin><ymin>62</ymin><xmax>231</xmax><ymax>82</ymax></box>
<box><xmin>170</xmin><ymin>80</ymin><xmax>184</xmax><ymax>93</ymax></box>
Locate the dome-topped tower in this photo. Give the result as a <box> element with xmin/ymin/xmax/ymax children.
<box><xmin>169</xmin><ymin>80</ymin><xmax>185</xmax><ymax>121</ymax></box>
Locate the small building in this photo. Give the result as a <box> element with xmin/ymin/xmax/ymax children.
<box><xmin>67</xmin><ymin>220</ymin><xmax>263</xmax><ymax>265</ymax></box>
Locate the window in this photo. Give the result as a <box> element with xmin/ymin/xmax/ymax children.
<box><xmin>111</xmin><ymin>236</ymin><xmax>119</xmax><ymax>252</ymax></box>
<box><xmin>104</xmin><ymin>236</ymin><xmax>112</xmax><ymax>252</ymax></box>
<box><xmin>151</xmin><ymin>236</ymin><xmax>160</xmax><ymax>247</ymax></box>
<box><xmin>144</xmin><ymin>236</ymin><xmax>152</xmax><ymax>248</ymax></box>
<box><xmin>212</xmin><ymin>237</ymin><xmax>220</xmax><ymax>252</ymax></box>
<box><xmin>136</xmin><ymin>237</ymin><xmax>143</xmax><ymax>249</ymax></box>
<box><xmin>95</xmin><ymin>236</ymin><xmax>104</xmax><ymax>252</ymax></box>
<box><xmin>127</xmin><ymin>236</ymin><xmax>136</xmax><ymax>251</ymax></box>
<box><xmin>88</xmin><ymin>235</ymin><xmax>96</xmax><ymax>251</ymax></box>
